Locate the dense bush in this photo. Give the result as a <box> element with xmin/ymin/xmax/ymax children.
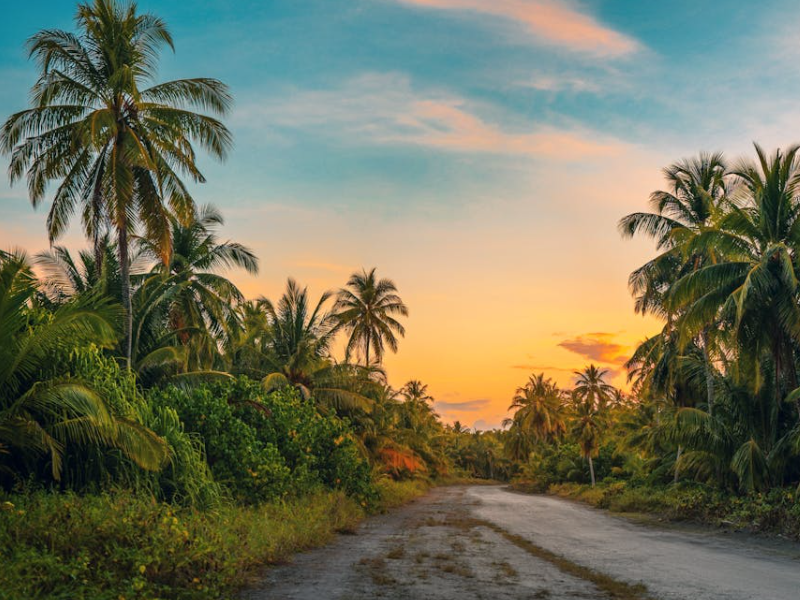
<box><xmin>150</xmin><ymin>378</ymin><xmax>375</xmax><ymax>504</ymax></box>
<box><xmin>518</xmin><ymin>442</ymin><xmax>628</xmax><ymax>491</ymax></box>
<box><xmin>59</xmin><ymin>348</ymin><xmax>221</xmax><ymax>508</ymax></box>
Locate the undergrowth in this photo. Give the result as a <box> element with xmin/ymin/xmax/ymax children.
<box><xmin>0</xmin><ymin>479</ymin><xmax>429</xmax><ymax>600</ymax></box>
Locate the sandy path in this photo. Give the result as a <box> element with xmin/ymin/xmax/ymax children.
<box><xmin>242</xmin><ymin>486</ymin><xmax>800</xmax><ymax>600</ymax></box>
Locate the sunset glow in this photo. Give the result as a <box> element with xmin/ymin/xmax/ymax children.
<box><xmin>1</xmin><ymin>0</ymin><xmax>796</xmax><ymax>430</ymax></box>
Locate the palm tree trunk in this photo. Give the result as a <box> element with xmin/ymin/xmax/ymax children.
<box><xmin>91</xmin><ymin>171</ymin><xmax>104</xmax><ymax>278</ymax></box>
<box><xmin>588</xmin><ymin>455</ymin><xmax>596</xmax><ymax>487</ymax></box>
<box><xmin>674</xmin><ymin>445</ymin><xmax>682</xmax><ymax>484</ymax></box>
<box><xmin>365</xmin><ymin>337</ymin><xmax>370</xmax><ymax>368</ymax></box>
<box><xmin>118</xmin><ymin>220</ymin><xmax>132</xmax><ymax>369</ymax></box>
<box><xmin>701</xmin><ymin>329</ymin><xmax>714</xmax><ymax>417</ymax></box>
<box><xmin>786</xmin><ymin>344</ymin><xmax>800</xmax><ymax>425</ymax></box>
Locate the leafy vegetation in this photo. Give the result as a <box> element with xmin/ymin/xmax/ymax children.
<box><xmin>504</xmin><ymin>147</ymin><xmax>800</xmax><ymax>538</ymax></box>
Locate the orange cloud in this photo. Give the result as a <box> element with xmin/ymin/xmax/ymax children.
<box><xmin>557</xmin><ymin>332</ymin><xmax>628</xmax><ymax>365</ymax></box>
<box><xmin>396</xmin><ymin>0</ymin><xmax>639</xmax><ymax>57</ymax></box>
<box><xmin>435</xmin><ymin>399</ymin><xmax>491</xmax><ymax>412</ymax></box>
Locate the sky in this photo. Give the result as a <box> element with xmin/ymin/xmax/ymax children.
<box><xmin>2</xmin><ymin>0</ymin><xmax>800</xmax><ymax>429</ymax></box>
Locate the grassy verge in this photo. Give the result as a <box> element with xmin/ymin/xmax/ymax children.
<box><xmin>0</xmin><ymin>480</ymin><xmax>433</xmax><ymax>600</ymax></box>
<box><xmin>373</xmin><ymin>478</ymin><xmax>431</xmax><ymax>511</ymax></box>
<box><xmin>523</xmin><ymin>481</ymin><xmax>800</xmax><ymax>540</ymax></box>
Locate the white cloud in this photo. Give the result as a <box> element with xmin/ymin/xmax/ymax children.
<box><xmin>236</xmin><ymin>72</ymin><xmax>628</xmax><ymax>160</ymax></box>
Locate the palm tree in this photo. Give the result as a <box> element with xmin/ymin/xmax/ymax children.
<box><xmin>505</xmin><ymin>373</ymin><xmax>566</xmax><ymax>443</ymax></box>
<box><xmin>573</xmin><ymin>365</ymin><xmax>616</xmax><ymax>411</ymax></box>
<box><xmin>569</xmin><ymin>392</ymin><xmax>604</xmax><ymax>487</ymax></box>
<box><xmin>333</xmin><ymin>268</ymin><xmax>408</xmax><ymax>366</ymax></box>
<box><xmin>136</xmin><ymin>204</ymin><xmax>258</xmax><ymax>370</ymax></box>
<box><xmin>257</xmin><ymin>279</ymin><xmax>376</xmax><ymax>413</ymax></box>
<box><xmin>0</xmin><ymin>252</ymin><xmax>167</xmax><ymax>480</ymax></box>
<box><xmin>401</xmin><ymin>380</ymin><xmax>433</xmax><ymax>403</ymax></box>
<box><xmin>1</xmin><ymin>0</ymin><xmax>233</xmax><ymax>367</ymax></box>
<box><xmin>34</xmin><ymin>237</ymin><xmax>120</xmax><ymax>305</ymax></box>
<box><xmin>670</xmin><ymin>144</ymin><xmax>800</xmax><ymax>420</ymax></box>
<box><xmin>620</xmin><ymin>152</ymin><xmax>728</xmax><ymax>415</ymax></box>
<box><xmin>260</xmin><ymin>278</ymin><xmax>337</xmax><ymax>385</ymax></box>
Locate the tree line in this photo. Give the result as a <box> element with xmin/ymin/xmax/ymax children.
<box><xmin>506</xmin><ymin>149</ymin><xmax>800</xmax><ymax>493</ymax></box>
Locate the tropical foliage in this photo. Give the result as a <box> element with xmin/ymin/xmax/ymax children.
<box><xmin>507</xmin><ymin>146</ymin><xmax>800</xmax><ymax>501</ymax></box>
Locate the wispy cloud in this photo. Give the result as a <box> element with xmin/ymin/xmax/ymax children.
<box><xmin>522</xmin><ymin>73</ymin><xmax>601</xmax><ymax>94</ymax></box>
<box><xmin>435</xmin><ymin>399</ymin><xmax>491</xmax><ymax>412</ymax></box>
<box><xmin>395</xmin><ymin>0</ymin><xmax>640</xmax><ymax>57</ymax></box>
<box><xmin>239</xmin><ymin>73</ymin><xmax>626</xmax><ymax>160</ymax></box>
<box><xmin>558</xmin><ymin>332</ymin><xmax>628</xmax><ymax>365</ymax></box>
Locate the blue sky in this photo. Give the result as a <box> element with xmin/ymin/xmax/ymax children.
<box><xmin>2</xmin><ymin>0</ymin><xmax>799</xmax><ymax>427</ymax></box>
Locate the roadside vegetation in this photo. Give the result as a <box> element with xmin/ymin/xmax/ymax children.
<box><xmin>505</xmin><ymin>149</ymin><xmax>800</xmax><ymax>539</ymax></box>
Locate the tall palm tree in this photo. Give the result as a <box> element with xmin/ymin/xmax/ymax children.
<box><xmin>1</xmin><ymin>0</ymin><xmax>233</xmax><ymax>367</ymax></box>
<box><xmin>620</xmin><ymin>152</ymin><xmax>728</xmax><ymax>414</ymax></box>
<box><xmin>333</xmin><ymin>268</ymin><xmax>408</xmax><ymax>366</ymax></box>
<box><xmin>670</xmin><ymin>144</ymin><xmax>800</xmax><ymax>420</ymax></box>
<box><xmin>569</xmin><ymin>391</ymin><xmax>604</xmax><ymax>487</ymax></box>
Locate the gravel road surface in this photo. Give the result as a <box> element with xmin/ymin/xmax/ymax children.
<box><xmin>243</xmin><ymin>486</ymin><xmax>800</xmax><ymax>600</ymax></box>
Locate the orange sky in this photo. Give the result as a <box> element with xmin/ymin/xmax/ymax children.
<box><xmin>219</xmin><ymin>149</ymin><xmax>667</xmax><ymax>429</ymax></box>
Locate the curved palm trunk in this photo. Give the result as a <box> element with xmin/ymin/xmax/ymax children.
<box><xmin>674</xmin><ymin>445</ymin><xmax>682</xmax><ymax>484</ymax></box>
<box><xmin>91</xmin><ymin>168</ymin><xmax>104</xmax><ymax>278</ymax></box>
<box><xmin>118</xmin><ymin>220</ymin><xmax>132</xmax><ymax>369</ymax></box>
<box><xmin>701</xmin><ymin>329</ymin><xmax>714</xmax><ymax>418</ymax></box>
<box><xmin>786</xmin><ymin>344</ymin><xmax>800</xmax><ymax>425</ymax></box>
<box><xmin>588</xmin><ymin>455</ymin><xmax>596</xmax><ymax>487</ymax></box>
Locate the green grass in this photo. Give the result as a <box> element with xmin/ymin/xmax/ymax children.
<box><xmin>0</xmin><ymin>478</ymin><xmax>434</xmax><ymax>600</ymax></box>
<box><xmin>373</xmin><ymin>478</ymin><xmax>431</xmax><ymax>511</ymax></box>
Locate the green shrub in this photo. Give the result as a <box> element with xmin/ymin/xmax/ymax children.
<box><xmin>150</xmin><ymin>378</ymin><xmax>375</xmax><ymax>504</ymax></box>
<box><xmin>63</xmin><ymin>347</ymin><xmax>221</xmax><ymax>508</ymax></box>
<box><xmin>373</xmin><ymin>477</ymin><xmax>431</xmax><ymax>511</ymax></box>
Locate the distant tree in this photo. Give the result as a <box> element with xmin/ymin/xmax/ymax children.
<box><xmin>334</xmin><ymin>268</ymin><xmax>408</xmax><ymax>366</ymax></box>
<box><xmin>402</xmin><ymin>380</ymin><xmax>433</xmax><ymax>403</ymax></box>
<box><xmin>573</xmin><ymin>365</ymin><xmax>616</xmax><ymax>411</ymax></box>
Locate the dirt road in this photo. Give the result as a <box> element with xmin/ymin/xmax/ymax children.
<box><xmin>242</xmin><ymin>486</ymin><xmax>800</xmax><ymax>600</ymax></box>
